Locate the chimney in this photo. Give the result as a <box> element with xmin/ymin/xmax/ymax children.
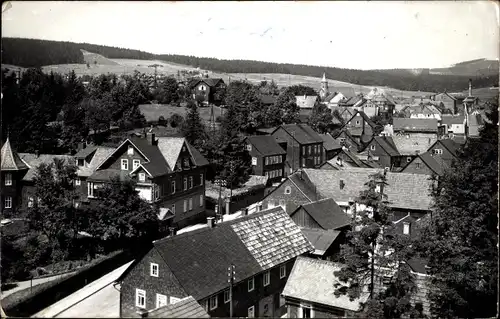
<box><xmin>207</xmin><ymin>217</ymin><xmax>215</xmax><ymax>228</ymax></box>
<box><xmin>136</xmin><ymin>308</ymin><xmax>148</xmax><ymax>318</ymax></box>
<box><xmin>169</xmin><ymin>227</ymin><xmax>176</xmax><ymax>237</ymax></box>
<box><xmin>468</xmin><ymin>79</ymin><xmax>472</xmax><ymax>97</ymax></box>
<box><xmin>146</xmin><ymin>132</ymin><xmax>156</xmax><ymax>145</ymax></box>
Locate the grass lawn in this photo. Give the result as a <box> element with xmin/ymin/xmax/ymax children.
<box><xmin>139</xmin><ymin>103</ymin><xmax>225</xmax><ymax>123</ymax></box>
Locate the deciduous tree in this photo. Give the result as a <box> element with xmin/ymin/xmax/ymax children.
<box><xmin>308</xmin><ymin>102</ymin><xmax>334</xmax><ymax>133</ymax></box>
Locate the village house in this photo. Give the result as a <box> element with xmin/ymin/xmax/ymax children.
<box><xmin>332</xmin><ymin>129</ymin><xmax>360</xmax><ymax>152</ymax></box>
<box><xmin>189</xmin><ymin>78</ymin><xmax>226</xmax><ymax>106</ymax></box>
<box><xmin>318</xmin><ymin>133</ymin><xmax>342</xmax><ymax>162</ymax></box>
<box><xmin>401</xmin><ymin>152</ymin><xmax>444</xmax><ymax>176</ymax></box>
<box><xmin>340</xmin><ymin>110</ymin><xmax>377</xmax><ymax>148</ymax></box>
<box><xmin>320</xmin><ymin>147</ymin><xmax>378</xmax><ymax>170</ymax></box>
<box><xmin>325</xmin><ymin>89</ymin><xmax>358</xmax><ymax>109</ymax></box>
<box><xmin>364</xmin><ymin>88</ymin><xmax>396</xmax><ymax>120</ymax></box>
<box><xmin>295</xmin><ymin>95</ymin><xmax>318</xmax><ymax>109</ymax></box>
<box><xmin>1</xmin><ymin>138</ymin><xmax>30</xmax><ymax>215</ymax></box>
<box><xmin>290</xmin><ymin>198</ymin><xmax>352</xmax><ymax>261</ymax></box>
<box><xmin>393</xmin><ymin>118</ymin><xmax>439</xmax><ymax>140</ymax></box>
<box><xmin>331</xmin><ymin>106</ymin><xmax>357</xmax><ymax>124</ymax></box>
<box><xmin>261</xmin><ymin>168</ymin><xmax>433</xmax><ymax>221</ymax></box>
<box><xmin>270</xmin><ymin>124</ymin><xmax>324</xmax><ymax>175</ymax></box>
<box><xmin>439</xmin><ymin>115</ymin><xmax>466</xmax><ymax>137</ymax></box>
<box><xmin>427</xmin><ymin>139</ymin><xmax>461</xmax><ymax>168</ymax></box>
<box><xmin>117</xmin><ymin>206</ymin><xmax>313</xmax><ymax>318</ymax></box>
<box><xmin>401</xmin><ymin>102</ymin><xmax>443</xmax><ymax>120</ymax></box>
<box><xmin>83</xmin><ymin>133</ymin><xmax>210</xmax><ymax>229</ymax></box>
<box><xmin>430</xmin><ymin>91</ymin><xmax>461</xmax><ymax>114</ymax></box>
<box><xmin>282</xmin><ymin>256</ymin><xmax>369</xmax><ymax>318</ymax></box>
<box><xmin>362</xmin><ymin>136</ymin><xmax>401</xmax><ymax>170</ymax></box>
<box><xmin>245</xmin><ymin>135</ymin><xmax>287</xmax><ymax>184</ymax></box>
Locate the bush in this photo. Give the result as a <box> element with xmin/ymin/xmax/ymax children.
<box><xmin>158</xmin><ymin>116</ymin><xmax>166</xmax><ymax>126</ymax></box>
<box><xmin>169</xmin><ymin>113</ymin><xmax>184</xmax><ymax>128</ymax></box>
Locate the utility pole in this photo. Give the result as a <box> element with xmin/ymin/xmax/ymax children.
<box><xmin>148</xmin><ymin>64</ymin><xmax>160</xmax><ymax>89</ymax></box>
<box><xmin>227</xmin><ymin>264</ymin><xmax>235</xmax><ymax>317</ymax></box>
<box><xmin>291</xmin><ymin>132</ymin><xmax>295</xmax><ymax>173</ymax></box>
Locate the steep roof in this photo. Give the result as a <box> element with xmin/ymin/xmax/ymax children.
<box><xmin>18</xmin><ymin>153</ymin><xmax>74</xmax><ymax>181</ymax></box>
<box><xmin>295</xmin><ymin>95</ymin><xmax>318</xmax><ymax>109</ymax></box>
<box><xmin>301</xmin><ymin>169</ymin><xmax>434</xmax><ymax>211</ymax></box>
<box><xmin>418</xmin><ymin>152</ymin><xmax>444</xmax><ymax>175</ymax></box>
<box><xmin>300</xmin><ymin>228</ymin><xmax>340</xmax><ymax>256</ymax></box>
<box><xmin>152</xmin><ymin>207</ymin><xmax>313</xmax><ymax>300</ymax></box>
<box><xmin>77</xmin><ymin>146</ymin><xmax>116</xmax><ymax>177</ymax></box>
<box><xmin>73</xmin><ymin>145</ymin><xmax>98</xmax><ymax>159</ymax></box>
<box><xmin>1</xmin><ymin>138</ymin><xmax>29</xmax><ymax>171</ymax></box>
<box><xmin>373</xmin><ymin>136</ymin><xmax>400</xmax><ymax>157</ymax></box>
<box><xmin>274</xmin><ymin>124</ymin><xmax>323</xmax><ymax>145</ymax></box>
<box><xmin>319</xmin><ymin>134</ymin><xmax>342</xmax><ymax>151</ymax></box>
<box><xmin>391</xmin><ymin>135</ymin><xmax>436</xmax><ymax>155</ymax></box>
<box><xmin>393</xmin><ymin>118</ymin><xmax>438</xmax><ymax>133</ymax></box>
<box><xmin>345</xmin><ymin>111</ymin><xmax>376</xmax><ymax>129</ymax></box>
<box><xmin>147</xmin><ymin>296</ymin><xmax>209</xmax><ymax>318</ymax></box>
<box><xmin>297</xmin><ymin>198</ymin><xmax>352</xmax><ymax>230</ymax></box>
<box><xmin>434</xmin><ymin>139</ymin><xmax>460</xmax><ymax>157</ymax></box>
<box><xmin>189</xmin><ymin>78</ymin><xmax>224</xmax><ymax>88</ymax></box>
<box><xmin>246</xmin><ymin>135</ymin><xmax>286</xmax><ymax>156</ymax></box>
<box><xmin>282</xmin><ymin>257</ymin><xmax>369</xmax><ymax>311</ymax></box>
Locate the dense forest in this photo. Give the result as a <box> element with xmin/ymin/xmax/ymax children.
<box><xmin>2</xmin><ymin>37</ymin><xmax>498</xmax><ymax>92</ymax></box>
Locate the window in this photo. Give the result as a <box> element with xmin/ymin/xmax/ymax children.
<box><xmin>246</xmin><ymin>144</ymin><xmax>252</xmax><ymax>151</ymax></box>
<box><xmin>133</xmin><ymin>159</ymin><xmax>140</xmax><ymax>170</ymax></box>
<box><xmin>128</xmin><ymin>146</ymin><xmax>134</xmax><ymax>155</ymax></box>
<box><xmin>265</xmin><ymin>157</ymin><xmax>269</xmax><ymax>165</ymax></box>
<box><xmin>210</xmin><ymin>295</ymin><xmax>218</xmax><ymax>310</ymax></box>
<box><xmin>434</xmin><ymin>149</ymin><xmax>443</xmax><ymax>155</ymax></box>
<box><xmin>356</xmin><ymin>120</ymin><xmax>360</xmax><ymax>125</ymax></box>
<box><xmin>75</xmin><ymin>178</ymin><xmax>81</xmax><ymax>186</ymax></box>
<box><xmin>199</xmin><ymin>195</ymin><xmax>204</xmax><ymax>207</ymax></box>
<box><xmin>189</xmin><ymin>176</ymin><xmax>193</xmax><ymax>189</ymax></box>
<box><xmin>370</xmin><ymin>144</ymin><xmax>376</xmax><ymax>151</ymax></box>
<box><xmin>150</xmin><ymin>263</ymin><xmax>159</xmax><ymax>277</ymax></box>
<box><xmin>248</xmin><ymin>306</ymin><xmax>255</xmax><ymax>318</ymax></box>
<box><xmin>189</xmin><ymin>198</ymin><xmax>193</xmax><ymax>211</ymax></box>
<box><xmin>156</xmin><ymin>294</ymin><xmax>167</xmax><ymax>308</ymax></box>
<box><xmin>88</xmin><ymin>182</ymin><xmax>94</xmax><ymax>197</ymax></box>
<box><xmin>280</xmin><ymin>265</ymin><xmax>287</xmax><ymax>278</ymax></box>
<box><xmin>183</xmin><ymin>177</ymin><xmax>187</xmax><ymax>190</ymax></box>
<box><xmin>5</xmin><ymin>196</ymin><xmax>12</xmax><ymax>209</ymax></box>
<box><xmin>172</xmin><ymin>204</ymin><xmax>176</xmax><ymax>214</ymax></box>
<box><xmin>407</xmin><ymin>157</ymin><xmax>412</xmax><ymax>162</ymax></box>
<box><xmin>224</xmin><ymin>289</ymin><xmax>230</xmax><ymax>304</ymax></box>
<box><xmin>248</xmin><ymin>277</ymin><xmax>255</xmax><ymax>292</ymax></box>
<box><xmin>121</xmin><ymin>159</ymin><xmax>128</xmax><ymax>170</ymax></box>
<box><xmin>184</xmin><ymin>158</ymin><xmax>189</xmax><ymax>168</ymax></box>
<box><xmin>28</xmin><ymin>196</ymin><xmax>34</xmax><ymax>208</ymax></box>
<box><xmin>200</xmin><ymin>173</ymin><xmax>204</xmax><ymax>185</ymax></box>
<box><xmin>300</xmin><ymin>305</ymin><xmax>313</xmax><ymax>318</ymax></box>
<box><xmin>171</xmin><ymin>181</ymin><xmax>176</xmax><ymax>194</ymax></box>
<box><xmin>183</xmin><ymin>199</ymin><xmax>188</xmax><ymax>212</ymax></box>
<box><xmin>5</xmin><ymin>173</ymin><xmax>12</xmax><ymax>186</ymax></box>
<box><xmin>154</xmin><ymin>185</ymin><xmax>160</xmax><ymax>200</ymax></box>
<box><xmin>263</xmin><ymin>271</ymin><xmax>270</xmax><ymax>286</ymax></box>
<box><xmin>265</xmin><ymin>171</ymin><xmax>269</xmax><ymax>178</ymax></box>
<box><xmin>252</xmin><ymin>157</ymin><xmax>257</xmax><ymax>166</ymax></box>
<box><xmin>135</xmin><ymin>289</ymin><xmax>146</xmax><ymax>308</ymax></box>
<box><xmin>77</xmin><ymin>159</ymin><xmax>85</xmax><ymax>167</ymax></box>
<box><xmin>403</xmin><ymin>222</ymin><xmax>410</xmax><ymax>235</ymax></box>
<box><xmin>139</xmin><ymin>173</ymin><xmax>146</xmax><ymax>182</ymax></box>
<box><xmin>416</xmin><ymin>162</ymin><xmax>421</xmax><ymax>169</ymax></box>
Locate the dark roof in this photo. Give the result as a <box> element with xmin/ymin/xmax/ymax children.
<box><xmin>298</xmin><ymin>198</ymin><xmax>352</xmax><ymax>230</ymax></box>
<box><xmin>300</xmin><ymin>228</ymin><xmax>340</xmax><ymax>256</ymax></box>
<box><xmin>260</xmin><ymin>94</ymin><xmax>277</xmax><ymax>105</ymax></box>
<box><xmin>435</xmin><ymin>138</ymin><xmax>460</xmax><ymax>157</ymax></box>
<box><xmin>418</xmin><ymin>152</ymin><xmax>443</xmax><ymax>175</ymax></box>
<box><xmin>148</xmin><ymin>296</ymin><xmax>209</xmax><ymax>318</ymax></box>
<box><xmin>346</xmin><ymin>111</ymin><xmax>376</xmax><ymax>128</ymax></box>
<box><xmin>319</xmin><ymin>134</ymin><xmax>342</xmax><ymax>151</ymax></box>
<box><xmin>152</xmin><ymin>207</ymin><xmax>313</xmax><ymax>300</ymax></box>
<box><xmin>256</xmin><ymin>127</ymin><xmax>277</xmax><ymax>135</ymax></box>
<box><xmin>246</xmin><ymin>135</ymin><xmax>286</xmax><ymax>156</ymax></box>
<box><xmin>19</xmin><ymin>153</ymin><xmax>74</xmax><ymax>181</ymax></box>
<box><xmin>393</xmin><ymin>118</ymin><xmax>438</xmax><ymax>133</ymax></box>
<box><xmin>129</xmin><ymin>137</ymin><xmax>171</xmax><ymax>176</ymax></box>
<box><xmin>441</xmin><ymin>115</ymin><xmax>465</xmax><ymax>126</ymax></box>
<box><xmin>373</xmin><ymin>136</ymin><xmax>400</xmax><ymax>157</ymax></box>
<box><xmin>74</xmin><ymin>145</ymin><xmax>98</xmax><ymax>159</ymax></box>
<box><xmin>189</xmin><ymin>78</ymin><xmax>224</xmax><ymax>88</ymax></box>
<box><xmin>288</xmin><ymin>173</ymin><xmax>318</xmax><ymax>201</ymax></box>
<box><xmin>275</xmin><ymin>124</ymin><xmax>324</xmax><ymax>145</ymax></box>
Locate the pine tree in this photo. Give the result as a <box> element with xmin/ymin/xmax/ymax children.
<box><xmin>415</xmin><ymin>102</ymin><xmax>498</xmax><ymax>318</ymax></box>
<box><xmin>181</xmin><ymin>101</ymin><xmax>207</xmax><ymax>148</ymax></box>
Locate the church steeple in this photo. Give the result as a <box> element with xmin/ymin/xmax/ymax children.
<box><xmin>320</xmin><ymin>72</ymin><xmax>329</xmax><ymax>100</ymax></box>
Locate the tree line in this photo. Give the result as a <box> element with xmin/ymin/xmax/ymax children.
<box><xmin>3</xmin><ymin>37</ymin><xmax>497</xmax><ymax>93</ymax></box>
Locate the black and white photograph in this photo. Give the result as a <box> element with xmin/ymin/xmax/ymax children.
<box><xmin>0</xmin><ymin>1</ymin><xmax>498</xmax><ymax>318</ymax></box>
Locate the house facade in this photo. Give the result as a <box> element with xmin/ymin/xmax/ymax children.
<box><xmin>341</xmin><ymin>111</ymin><xmax>376</xmax><ymax>147</ymax></box>
<box><xmin>319</xmin><ymin>133</ymin><xmax>342</xmax><ymax>163</ymax></box>
<box><xmin>245</xmin><ymin>135</ymin><xmax>286</xmax><ymax>184</ymax></box>
<box><xmin>431</xmin><ymin>92</ymin><xmax>459</xmax><ymax>114</ymax></box>
<box><xmin>271</xmin><ymin>124</ymin><xmax>324</xmax><ymax>175</ymax></box>
<box><xmin>117</xmin><ymin>207</ymin><xmax>313</xmax><ymax>318</ymax></box>
<box><xmin>1</xmin><ymin>138</ymin><xmax>29</xmax><ymax>216</ymax></box>
<box><xmin>402</xmin><ymin>103</ymin><xmax>443</xmax><ymax>120</ymax></box>
<box><xmin>189</xmin><ymin>78</ymin><xmax>226</xmax><ymax>106</ymax></box>
<box><xmin>427</xmin><ymin>139</ymin><xmax>460</xmax><ymax>168</ymax></box>
<box><xmin>401</xmin><ymin>152</ymin><xmax>444</xmax><ymax>176</ymax></box>
<box><xmin>363</xmin><ymin>136</ymin><xmax>401</xmax><ymax>170</ymax></box>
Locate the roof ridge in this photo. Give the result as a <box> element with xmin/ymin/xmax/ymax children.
<box><xmin>296</xmin><ymin>255</ymin><xmax>342</xmax><ymax>267</ymax></box>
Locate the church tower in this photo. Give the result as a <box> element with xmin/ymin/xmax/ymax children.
<box><xmin>319</xmin><ymin>72</ymin><xmax>329</xmax><ymax>100</ymax></box>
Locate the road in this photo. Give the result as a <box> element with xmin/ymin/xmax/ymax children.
<box><xmin>33</xmin><ymin>260</ymin><xmax>134</xmax><ymax>318</ymax></box>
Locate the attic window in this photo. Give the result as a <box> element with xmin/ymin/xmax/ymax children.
<box><xmin>339</xmin><ymin>179</ymin><xmax>345</xmax><ymax>190</ymax></box>
<box><xmin>407</xmin><ymin>157</ymin><xmax>412</xmax><ymax>162</ymax></box>
<box><xmin>284</xmin><ymin>186</ymin><xmax>291</xmax><ymax>195</ymax></box>
<box><xmin>403</xmin><ymin>222</ymin><xmax>411</xmax><ymax>235</ymax></box>
<box><xmin>127</xmin><ymin>146</ymin><xmax>134</xmax><ymax>155</ymax></box>
<box><xmin>356</xmin><ymin>120</ymin><xmax>360</xmax><ymax>125</ymax></box>
<box><xmin>370</xmin><ymin>145</ymin><xmax>375</xmax><ymax>151</ymax></box>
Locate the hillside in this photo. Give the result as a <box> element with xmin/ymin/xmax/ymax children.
<box><xmin>1</xmin><ymin>37</ymin><xmax>498</xmax><ymax>93</ymax></box>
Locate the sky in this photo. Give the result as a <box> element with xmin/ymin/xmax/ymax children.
<box><xmin>2</xmin><ymin>1</ymin><xmax>499</xmax><ymax>70</ymax></box>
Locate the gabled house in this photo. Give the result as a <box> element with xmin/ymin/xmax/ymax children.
<box><xmin>189</xmin><ymin>78</ymin><xmax>226</xmax><ymax>105</ymax></box>
<box><xmin>117</xmin><ymin>207</ymin><xmax>313</xmax><ymax>318</ymax></box>
<box><xmin>401</xmin><ymin>103</ymin><xmax>442</xmax><ymax>120</ymax></box>
<box><xmin>431</xmin><ymin>92</ymin><xmax>459</xmax><ymax>114</ymax></box>
<box><xmin>295</xmin><ymin>95</ymin><xmax>318</xmax><ymax>109</ymax></box>
<box><xmin>364</xmin><ymin>88</ymin><xmax>396</xmax><ymax>119</ymax></box>
<box><xmin>318</xmin><ymin>133</ymin><xmax>342</xmax><ymax>162</ymax></box>
<box><xmin>363</xmin><ymin>136</ymin><xmax>401</xmax><ymax>170</ymax></box>
<box><xmin>320</xmin><ymin>147</ymin><xmax>375</xmax><ymax>170</ymax></box>
<box><xmin>391</xmin><ymin>135</ymin><xmax>437</xmax><ymax>168</ymax></box>
<box><xmin>393</xmin><ymin>118</ymin><xmax>439</xmax><ymax>140</ymax></box>
<box><xmin>271</xmin><ymin>124</ymin><xmax>324</xmax><ymax>175</ymax></box>
<box><xmin>86</xmin><ymin>133</ymin><xmax>210</xmax><ymax>229</ymax></box>
<box><xmin>427</xmin><ymin>139</ymin><xmax>461</xmax><ymax>168</ymax></box>
<box><xmin>143</xmin><ymin>296</ymin><xmax>209</xmax><ymax>318</ymax></box>
<box><xmin>341</xmin><ymin>111</ymin><xmax>377</xmax><ymax>147</ymax></box>
<box><xmin>262</xmin><ymin>168</ymin><xmax>434</xmax><ymax>220</ymax></box>
<box><xmin>245</xmin><ymin>135</ymin><xmax>287</xmax><ymax>184</ymax></box>
<box><xmin>332</xmin><ymin>129</ymin><xmax>360</xmax><ymax>152</ymax></box>
<box><xmin>1</xmin><ymin>138</ymin><xmax>29</xmax><ymax>215</ymax></box>
<box><xmin>401</xmin><ymin>152</ymin><xmax>444</xmax><ymax>176</ymax></box>
<box><xmin>326</xmin><ymin>89</ymin><xmax>358</xmax><ymax>108</ymax></box>
<box><xmin>282</xmin><ymin>257</ymin><xmax>369</xmax><ymax>318</ymax></box>
<box><xmin>440</xmin><ymin>115</ymin><xmax>466</xmax><ymax>136</ymax></box>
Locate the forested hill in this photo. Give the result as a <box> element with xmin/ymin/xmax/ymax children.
<box><xmin>2</xmin><ymin>37</ymin><xmax>498</xmax><ymax>92</ymax></box>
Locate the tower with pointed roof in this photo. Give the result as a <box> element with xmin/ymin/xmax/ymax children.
<box><xmin>1</xmin><ymin>138</ymin><xmax>29</xmax><ymax>215</ymax></box>
<box><xmin>319</xmin><ymin>72</ymin><xmax>329</xmax><ymax>100</ymax></box>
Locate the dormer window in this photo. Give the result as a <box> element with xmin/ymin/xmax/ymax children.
<box><xmin>128</xmin><ymin>146</ymin><xmax>134</xmax><ymax>155</ymax></box>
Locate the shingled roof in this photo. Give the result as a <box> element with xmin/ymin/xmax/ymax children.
<box><xmin>372</xmin><ymin>136</ymin><xmax>400</xmax><ymax>157</ymax></box>
<box><xmin>282</xmin><ymin>257</ymin><xmax>369</xmax><ymax>311</ymax></box>
<box><xmin>274</xmin><ymin>124</ymin><xmax>323</xmax><ymax>145</ymax></box>
<box><xmin>1</xmin><ymin>138</ymin><xmax>29</xmax><ymax>171</ymax></box>
<box><xmin>433</xmin><ymin>139</ymin><xmax>461</xmax><ymax>157</ymax></box>
<box><xmin>319</xmin><ymin>134</ymin><xmax>342</xmax><ymax>151</ymax></box>
<box><xmin>147</xmin><ymin>296</ymin><xmax>209</xmax><ymax>318</ymax></box>
<box><xmin>77</xmin><ymin>146</ymin><xmax>115</xmax><ymax>177</ymax></box>
<box><xmin>300</xmin><ymin>228</ymin><xmax>341</xmax><ymax>256</ymax></box>
<box><xmin>246</xmin><ymin>135</ymin><xmax>286</xmax><ymax>156</ymax></box>
<box><xmin>392</xmin><ymin>135</ymin><xmax>437</xmax><ymax>156</ymax></box>
<box><xmin>151</xmin><ymin>207</ymin><xmax>313</xmax><ymax>300</ymax></box>
<box><xmin>294</xmin><ymin>198</ymin><xmax>352</xmax><ymax>230</ymax></box>
<box><xmin>393</xmin><ymin>118</ymin><xmax>438</xmax><ymax>133</ymax></box>
<box><xmin>19</xmin><ymin>153</ymin><xmax>74</xmax><ymax>181</ymax></box>
<box><xmin>299</xmin><ymin>169</ymin><xmax>434</xmax><ymax>211</ymax></box>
